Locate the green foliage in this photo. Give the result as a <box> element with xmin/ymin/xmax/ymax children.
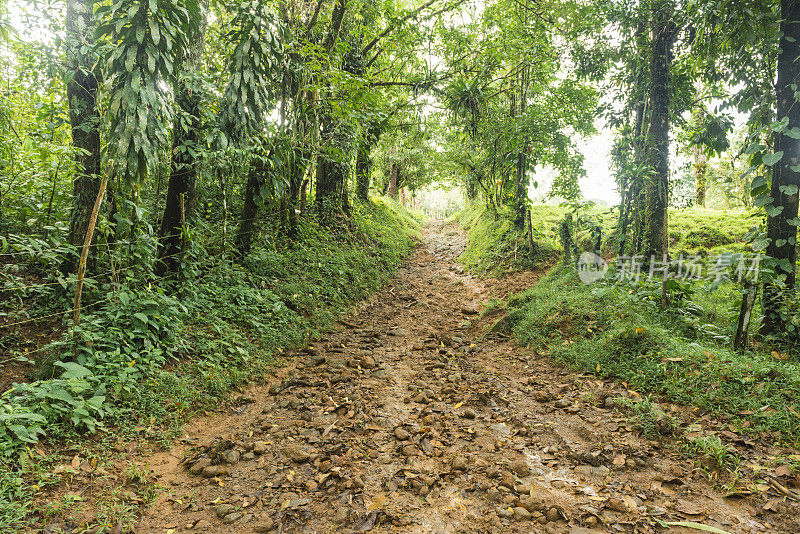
<box><xmin>0</xmin><ymin>198</ymin><xmax>419</xmax><ymax>461</ymax></box>
<box><xmin>218</xmin><ymin>1</ymin><xmax>284</xmax><ymax>146</ymax></box>
<box><xmin>505</xmin><ymin>268</ymin><xmax>800</xmax><ymax>440</ymax></box>
<box><xmin>682</xmin><ymin>430</ymin><xmax>740</xmax><ymax>472</ymax></box>
<box><xmin>99</xmin><ymin>0</ymin><xmax>192</xmax><ymax>182</ymax></box>
<box><xmin>615</xmin><ymin>396</ymin><xmax>677</xmax><ymax>438</ymax></box>
<box><xmin>0</xmin><ymin>461</ymin><xmax>30</xmax><ymax>531</ymax></box>
<box><xmin>456</xmin><ymin>203</ymin><xmax>558</xmax><ymax>275</ymax></box>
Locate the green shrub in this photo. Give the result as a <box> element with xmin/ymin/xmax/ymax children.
<box><xmin>0</xmin><ymin>198</ymin><xmax>420</xmax><ymax>463</ymax></box>
<box><xmin>506</xmin><ymin>267</ymin><xmax>800</xmax><ymax>440</ymax></box>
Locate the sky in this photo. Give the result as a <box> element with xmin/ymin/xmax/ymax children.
<box><xmin>576</xmin><ymin>129</ymin><xmax>619</xmax><ymax>205</ymax></box>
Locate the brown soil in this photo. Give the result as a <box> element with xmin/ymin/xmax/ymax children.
<box><xmin>35</xmin><ymin>222</ymin><xmax>800</xmax><ymax>533</ymax></box>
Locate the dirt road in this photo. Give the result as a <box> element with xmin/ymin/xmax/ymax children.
<box><xmin>135</xmin><ymin>222</ymin><xmax>798</xmax><ymax>533</ymax></box>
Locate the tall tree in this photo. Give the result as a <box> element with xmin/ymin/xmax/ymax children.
<box><xmin>219</xmin><ymin>2</ymin><xmax>283</xmax><ymax>255</ymax></box>
<box><xmin>63</xmin><ymin>0</ymin><xmax>101</xmax><ymax>274</ymax></box>
<box><xmin>762</xmin><ymin>0</ymin><xmax>800</xmax><ymax>336</ymax></box>
<box><xmin>157</xmin><ymin>3</ymin><xmax>207</xmax><ymax>275</ymax></box>
<box><xmin>314</xmin><ymin>0</ymin><xmax>350</xmax><ymax>220</ymax></box>
<box><xmin>643</xmin><ymin>0</ymin><xmax>677</xmax><ymax>258</ymax></box>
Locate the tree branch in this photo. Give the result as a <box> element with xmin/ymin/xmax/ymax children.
<box><xmin>323</xmin><ymin>0</ymin><xmax>348</xmax><ymax>54</ymax></box>
<box><xmin>303</xmin><ymin>0</ymin><xmax>325</xmax><ymax>37</ymax></box>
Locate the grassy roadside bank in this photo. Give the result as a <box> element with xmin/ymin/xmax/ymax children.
<box><xmin>505</xmin><ymin>268</ymin><xmax>800</xmax><ymax>441</ymax></box>
<box><xmin>458</xmin><ymin>204</ymin><xmax>800</xmax><ymax>444</ymax></box>
<box><xmin>455</xmin><ymin>204</ymin><xmax>558</xmax><ymax>275</ymax></box>
<box><xmin>1</xmin><ymin>198</ymin><xmax>421</xmax><ymax>531</ymax></box>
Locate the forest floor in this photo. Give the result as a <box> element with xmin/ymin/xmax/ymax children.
<box><xmin>39</xmin><ymin>221</ymin><xmax>800</xmax><ymax>533</ymax></box>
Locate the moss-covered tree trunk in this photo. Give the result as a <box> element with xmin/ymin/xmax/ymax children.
<box><xmin>287</xmin><ymin>147</ymin><xmax>308</xmax><ymax>238</ymax></box>
<box><xmin>315</xmin><ymin>136</ymin><xmax>351</xmax><ymax>218</ymax></box>
<box><xmin>695</xmin><ymin>147</ymin><xmax>708</xmax><ymax>207</ymax></box>
<box><xmin>762</xmin><ymin>0</ymin><xmax>800</xmax><ymax>336</ymax></box>
<box><xmin>355</xmin><ymin>141</ymin><xmax>371</xmax><ymax>202</ymax></box>
<box><xmin>235</xmin><ymin>157</ymin><xmax>266</xmax><ymax>256</ymax></box>
<box><xmin>388</xmin><ymin>163</ymin><xmax>399</xmax><ymax>200</ymax></box>
<box><xmin>619</xmin><ymin>9</ymin><xmax>649</xmax><ymax>255</ymax></box>
<box><xmin>513</xmin><ymin>67</ymin><xmax>529</xmax><ymax>230</ymax></box>
<box><xmin>63</xmin><ymin>0</ymin><xmax>101</xmax><ymax>274</ymax></box>
<box><xmin>643</xmin><ymin>0</ymin><xmax>676</xmax><ymax>259</ymax></box>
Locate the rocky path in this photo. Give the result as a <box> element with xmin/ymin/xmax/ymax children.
<box><xmin>136</xmin><ymin>222</ymin><xmax>798</xmax><ymax>534</ymax></box>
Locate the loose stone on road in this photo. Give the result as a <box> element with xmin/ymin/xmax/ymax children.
<box><xmin>138</xmin><ymin>221</ymin><xmax>795</xmax><ymax>533</ymax></box>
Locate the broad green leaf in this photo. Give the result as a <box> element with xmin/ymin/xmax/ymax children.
<box><xmin>754</xmin><ymin>195</ymin><xmax>774</xmax><ymax>207</ymax></box>
<box><xmin>765</xmin><ymin>205</ymin><xmax>785</xmax><ymax>217</ymax></box>
<box><xmin>784</xmin><ymin>127</ymin><xmax>800</xmax><ymax>139</ymax></box>
<box><xmin>149</xmin><ymin>19</ymin><xmax>160</xmax><ymax>45</ymax></box>
<box><xmin>744</xmin><ymin>143</ymin><xmax>766</xmax><ymax>155</ymax></box>
<box><xmin>762</xmin><ymin>151</ymin><xmax>784</xmax><ymax>166</ymax></box>
<box><xmin>125</xmin><ymin>46</ymin><xmax>136</xmax><ymax>72</ymax></box>
<box><xmin>779</xmin><ymin>184</ymin><xmax>799</xmax><ymax>195</ymax></box>
<box><xmin>751</xmin><ymin>176</ymin><xmax>769</xmax><ymax>189</ymax></box>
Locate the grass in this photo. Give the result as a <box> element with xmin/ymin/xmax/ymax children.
<box><xmin>615</xmin><ymin>396</ymin><xmax>678</xmax><ymax>438</ymax></box>
<box><xmin>504</xmin><ymin>267</ymin><xmax>800</xmax><ymax>441</ymax></box>
<box><xmin>455</xmin><ymin>203</ymin><xmax>559</xmax><ymax>275</ymax></box>
<box><xmin>456</xmin><ymin>203</ymin><xmax>760</xmax><ymax>277</ymax></box>
<box><xmin>682</xmin><ymin>430</ymin><xmax>740</xmax><ymax>472</ymax></box>
<box><xmin>0</xmin><ymin>197</ymin><xmax>421</xmax><ymax>531</ymax></box>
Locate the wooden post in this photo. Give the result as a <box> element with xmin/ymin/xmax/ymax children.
<box><xmin>526</xmin><ymin>208</ymin><xmax>535</xmax><ymax>259</ymax></box>
<box><xmin>734</xmin><ymin>281</ymin><xmax>757</xmax><ymax>351</ymax></box>
<box><xmin>73</xmin><ymin>171</ymin><xmax>109</xmax><ymax>326</ymax></box>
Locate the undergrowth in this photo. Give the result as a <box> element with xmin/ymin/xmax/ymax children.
<box><xmin>505</xmin><ymin>267</ymin><xmax>800</xmax><ymax>441</ymax></box>
<box><xmin>455</xmin><ymin>204</ymin><xmax>558</xmax><ymax>275</ymax></box>
<box><xmin>0</xmin><ymin>197</ymin><xmax>420</xmax><ymax>530</ymax></box>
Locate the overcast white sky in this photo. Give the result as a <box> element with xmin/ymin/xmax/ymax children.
<box><xmin>577</xmin><ymin>129</ymin><xmax>619</xmax><ymax>205</ymax></box>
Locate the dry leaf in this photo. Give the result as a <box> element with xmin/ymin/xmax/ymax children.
<box><xmin>775</xmin><ymin>465</ymin><xmax>793</xmax><ymax>478</ymax></box>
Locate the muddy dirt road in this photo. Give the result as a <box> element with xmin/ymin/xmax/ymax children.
<box><xmin>135</xmin><ymin>222</ymin><xmax>799</xmax><ymax>533</ymax></box>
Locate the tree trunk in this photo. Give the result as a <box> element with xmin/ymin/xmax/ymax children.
<box><xmin>287</xmin><ymin>148</ymin><xmax>307</xmax><ymax>238</ymax></box>
<box><xmin>388</xmin><ymin>163</ymin><xmax>399</xmax><ymax>200</ymax></box>
<box><xmin>300</xmin><ymin>178</ymin><xmax>309</xmax><ymax>215</ymax></box>
<box><xmin>695</xmin><ymin>147</ymin><xmax>708</xmax><ymax>207</ymax></box>
<box><xmin>623</xmin><ymin>9</ymin><xmax>649</xmax><ymax>256</ymax></box>
<box><xmin>762</xmin><ymin>0</ymin><xmax>800</xmax><ymax>336</ymax></box>
<box><xmin>235</xmin><ymin>157</ymin><xmax>266</xmax><ymax>256</ymax></box>
<box><xmin>63</xmin><ymin>0</ymin><xmax>101</xmax><ymax>274</ymax></box>
<box><xmin>157</xmin><ymin>8</ymin><xmax>206</xmax><ymax>275</ymax></box>
<box><xmin>315</xmin><ymin>117</ymin><xmax>352</xmax><ymax>220</ymax></box>
<box><xmin>643</xmin><ymin>0</ymin><xmax>676</xmax><ymax>260</ymax></box>
<box><xmin>514</xmin><ymin>67</ymin><xmax>529</xmax><ymax>229</ymax></box>
<box><xmin>355</xmin><ymin>140</ymin><xmax>370</xmax><ymax>202</ymax></box>
<box><xmin>315</xmin><ymin>155</ymin><xmax>348</xmax><ymax>216</ymax></box>
<box><xmin>466</xmin><ymin>175</ymin><xmax>478</xmax><ymax>201</ymax></box>
<box><xmin>514</xmin><ymin>152</ymin><xmax>528</xmax><ymax>228</ymax></box>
